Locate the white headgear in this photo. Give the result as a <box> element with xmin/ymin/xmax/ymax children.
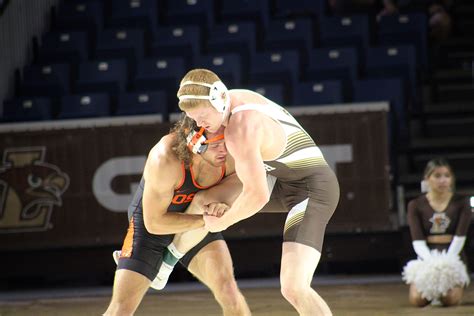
<box><xmin>178</xmin><ymin>80</ymin><xmax>230</xmax><ymax>115</ymax></box>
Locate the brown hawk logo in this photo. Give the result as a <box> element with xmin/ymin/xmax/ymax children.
<box><xmin>0</xmin><ymin>147</ymin><xmax>69</xmax><ymax>232</ymax></box>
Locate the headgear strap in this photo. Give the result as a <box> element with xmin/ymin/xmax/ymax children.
<box><xmin>186</xmin><ymin>127</ymin><xmax>224</xmax><ymax>155</ymax></box>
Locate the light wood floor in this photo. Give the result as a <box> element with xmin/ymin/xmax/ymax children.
<box><xmin>1</xmin><ymin>278</ymin><xmax>474</xmax><ymax>315</ymax></box>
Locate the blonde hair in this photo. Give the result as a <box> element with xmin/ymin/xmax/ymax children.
<box><xmin>177</xmin><ymin>68</ymin><xmax>222</xmax><ymax>111</ymax></box>
<box><xmin>170</xmin><ymin>114</ymin><xmax>198</xmax><ymax>167</ymax></box>
<box><xmin>423</xmin><ymin>157</ymin><xmax>456</xmax><ymax>191</ymax></box>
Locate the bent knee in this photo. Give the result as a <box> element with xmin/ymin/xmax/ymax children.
<box><xmin>280</xmin><ymin>281</ymin><xmax>310</xmax><ymax>304</ymax></box>
<box><xmin>408</xmin><ymin>284</ymin><xmax>429</xmax><ymax>307</ymax></box>
<box><xmin>408</xmin><ymin>293</ymin><xmax>429</xmax><ymax>307</ymax></box>
<box><xmin>441</xmin><ymin>288</ymin><xmax>463</xmax><ymax>306</ymax></box>
<box><xmin>212</xmin><ymin>278</ymin><xmax>243</xmax><ymax>306</ymax></box>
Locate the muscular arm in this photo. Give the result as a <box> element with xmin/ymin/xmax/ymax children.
<box><xmin>205</xmin><ymin>114</ymin><xmax>270</xmax><ymax>231</ymax></box>
<box><xmin>142</xmin><ymin>139</ymin><xmax>204</xmax><ymax>235</ymax></box>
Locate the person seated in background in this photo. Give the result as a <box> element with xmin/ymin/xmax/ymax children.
<box><xmin>377</xmin><ymin>0</ymin><xmax>453</xmax><ymax>43</ymax></box>
<box><xmin>403</xmin><ymin>157</ymin><xmax>471</xmax><ymax>307</ymax></box>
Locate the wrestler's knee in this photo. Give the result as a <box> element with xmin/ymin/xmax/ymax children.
<box><xmin>104</xmin><ymin>300</ymin><xmax>136</xmax><ymax>316</ymax></box>
<box><xmin>441</xmin><ymin>287</ymin><xmax>463</xmax><ymax>306</ymax></box>
<box><xmin>185</xmin><ymin>191</ymin><xmax>205</xmax><ymax>214</ymax></box>
<box><xmin>280</xmin><ymin>277</ymin><xmax>309</xmax><ymax>306</ymax></box>
<box><xmin>211</xmin><ymin>275</ymin><xmax>243</xmax><ymax>307</ymax></box>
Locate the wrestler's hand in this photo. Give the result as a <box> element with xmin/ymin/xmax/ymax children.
<box><xmin>204</xmin><ymin>202</ymin><xmax>229</xmax><ymax>217</ymax></box>
<box><xmin>203</xmin><ymin>214</ymin><xmax>228</xmax><ymax>233</ymax></box>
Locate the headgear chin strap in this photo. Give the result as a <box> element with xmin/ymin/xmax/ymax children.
<box><xmin>186</xmin><ymin>127</ymin><xmax>224</xmax><ymax>155</ymax></box>
<box><xmin>179</xmin><ymin>80</ymin><xmax>230</xmax><ymax>118</ymax></box>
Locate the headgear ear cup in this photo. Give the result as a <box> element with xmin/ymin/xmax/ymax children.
<box><xmin>208</xmin><ymin>81</ymin><xmax>228</xmax><ymax>113</ymax></box>
<box><xmin>187</xmin><ymin>127</ymin><xmax>208</xmax><ymax>154</ymax></box>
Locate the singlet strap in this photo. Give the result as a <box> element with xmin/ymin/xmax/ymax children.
<box><xmin>190</xmin><ymin>165</ymin><xmax>226</xmax><ymax>189</ymax></box>
<box><xmin>174</xmin><ymin>162</ymin><xmax>186</xmax><ymax>191</ymax></box>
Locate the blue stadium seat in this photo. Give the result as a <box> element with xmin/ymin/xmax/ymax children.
<box><xmin>274</xmin><ymin>0</ymin><xmax>326</xmax><ymax>21</ymax></box>
<box><xmin>54</xmin><ymin>1</ymin><xmax>103</xmax><ymax>44</ymax></box>
<box><xmin>248</xmin><ymin>50</ymin><xmax>300</xmax><ymax>104</ymax></box>
<box><xmin>95</xmin><ymin>28</ymin><xmax>144</xmax><ymax>78</ymax></box>
<box><xmin>134</xmin><ymin>57</ymin><xmax>185</xmax><ymax>92</ymax></box>
<box><xmin>151</xmin><ymin>25</ymin><xmax>201</xmax><ymax>69</ymax></box>
<box><xmin>306</xmin><ymin>47</ymin><xmax>358</xmax><ymax>102</ymax></box>
<box><xmin>2</xmin><ymin>97</ymin><xmax>53</xmax><ymax>122</ymax></box>
<box><xmin>21</xmin><ymin>63</ymin><xmax>71</xmax><ymax>98</ymax></box>
<box><xmin>116</xmin><ymin>91</ymin><xmax>168</xmax><ymax>117</ymax></box>
<box><xmin>134</xmin><ymin>57</ymin><xmax>186</xmax><ymax>113</ymax></box>
<box><xmin>37</xmin><ymin>31</ymin><xmax>89</xmax><ymax>65</ymax></box>
<box><xmin>263</xmin><ymin>18</ymin><xmax>314</xmax><ymax>67</ymax></box>
<box><xmin>246</xmin><ymin>84</ymin><xmax>285</xmax><ymax>105</ymax></box>
<box><xmin>293</xmin><ymin>80</ymin><xmax>343</xmax><ymax>106</ymax></box>
<box><xmin>58</xmin><ymin>93</ymin><xmax>110</xmax><ymax>119</ymax></box>
<box><xmin>196</xmin><ymin>53</ymin><xmax>242</xmax><ymax>86</ymax></box>
<box><xmin>220</xmin><ymin>0</ymin><xmax>270</xmax><ymax>31</ymax></box>
<box><xmin>206</xmin><ymin>22</ymin><xmax>256</xmax><ymax>76</ymax></box>
<box><xmin>353</xmin><ymin>78</ymin><xmax>407</xmax><ymax>138</ymax></box>
<box><xmin>365</xmin><ymin>45</ymin><xmax>417</xmax><ymax>101</ymax></box>
<box><xmin>107</xmin><ymin>0</ymin><xmax>159</xmax><ymax>39</ymax></box>
<box><xmin>165</xmin><ymin>0</ymin><xmax>214</xmax><ymax>33</ymax></box>
<box><xmin>319</xmin><ymin>15</ymin><xmax>370</xmax><ymax>69</ymax></box>
<box><xmin>377</xmin><ymin>13</ymin><xmax>428</xmax><ymax>69</ymax></box>
<box><xmin>75</xmin><ymin>59</ymin><xmax>128</xmax><ymax>97</ymax></box>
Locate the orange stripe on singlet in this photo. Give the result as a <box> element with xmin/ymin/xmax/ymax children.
<box><xmin>120</xmin><ymin>217</ymin><xmax>135</xmax><ymax>258</ymax></box>
<box><xmin>174</xmin><ymin>162</ymin><xmax>186</xmax><ymax>190</ymax></box>
<box><xmin>190</xmin><ymin>164</ymin><xmax>226</xmax><ymax>189</ymax></box>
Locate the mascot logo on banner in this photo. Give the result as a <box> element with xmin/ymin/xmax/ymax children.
<box><xmin>0</xmin><ymin>147</ymin><xmax>70</xmax><ymax>233</ymax></box>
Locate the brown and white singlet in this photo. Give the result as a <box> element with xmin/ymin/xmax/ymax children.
<box><xmin>231</xmin><ymin>90</ymin><xmax>340</xmax><ymax>252</ymax></box>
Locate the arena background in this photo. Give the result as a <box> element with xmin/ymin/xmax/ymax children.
<box><xmin>1</xmin><ymin>0</ymin><xmax>473</xmax><ymax>298</ymax></box>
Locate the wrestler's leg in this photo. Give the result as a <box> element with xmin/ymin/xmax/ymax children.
<box><xmin>103</xmin><ymin>269</ymin><xmax>151</xmax><ymax>316</ymax></box>
<box><xmin>155</xmin><ymin>175</ymin><xmax>242</xmax><ymax>289</ymax></box>
<box><xmin>278</xmin><ymin>169</ymin><xmax>338</xmax><ymax>315</ymax></box>
<box><xmin>187</xmin><ymin>240</ymin><xmax>251</xmax><ymax>316</ymax></box>
<box><xmin>280</xmin><ymin>242</ymin><xmax>331</xmax><ymax>316</ymax></box>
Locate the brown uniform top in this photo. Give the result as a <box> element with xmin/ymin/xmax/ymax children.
<box><xmin>407</xmin><ymin>194</ymin><xmax>471</xmax><ymax>242</ymax></box>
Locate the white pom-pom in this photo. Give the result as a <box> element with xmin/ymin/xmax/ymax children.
<box><xmin>402</xmin><ymin>250</ymin><xmax>470</xmax><ymax>301</ymax></box>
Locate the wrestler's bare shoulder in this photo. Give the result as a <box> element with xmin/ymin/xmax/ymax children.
<box><xmin>229</xmin><ymin>89</ymin><xmax>270</xmax><ymax>105</ymax></box>
<box><xmin>147</xmin><ymin>134</ymin><xmax>180</xmax><ymax>169</ymax></box>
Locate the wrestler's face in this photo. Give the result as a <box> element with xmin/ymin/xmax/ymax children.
<box><xmin>426</xmin><ymin>166</ymin><xmax>453</xmax><ymax>193</ymax></box>
<box><xmin>185</xmin><ymin>104</ymin><xmax>222</xmax><ymax>133</ymax></box>
<box><xmin>201</xmin><ymin>138</ymin><xmax>227</xmax><ymax>167</ymax></box>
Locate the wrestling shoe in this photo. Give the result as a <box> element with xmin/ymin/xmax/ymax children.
<box><xmin>150</xmin><ymin>262</ymin><xmax>174</xmax><ymax>290</ymax></box>
<box><xmin>112</xmin><ymin>250</ymin><xmax>121</xmax><ymax>264</ymax></box>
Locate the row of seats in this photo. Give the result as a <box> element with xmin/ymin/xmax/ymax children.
<box><xmin>3</xmin><ymin>77</ymin><xmax>406</xmax><ymax>136</ymax></box>
<box><xmin>17</xmin><ymin>44</ymin><xmax>415</xmax><ymax>112</ymax></box>
<box><xmin>46</xmin><ymin>6</ymin><xmax>428</xmax><ymax>69</ymax></box>
<box><xmin>2</xmin><ymin>0</ymin><xmax>424</xmax><ymax>142</ymax></box>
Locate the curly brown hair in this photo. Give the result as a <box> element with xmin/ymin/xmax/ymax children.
<box><xmin>170</xmin><ymin>114</ymin><xmax>198</xmax><ymax>167</ymax></box>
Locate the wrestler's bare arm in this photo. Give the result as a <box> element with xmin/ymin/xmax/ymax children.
<box><xmin>142</xmin><ymin>139</ymin><xmax>204</xmax><ymax>235</ymax></box>
<box><xmin>206</xmin><ymin>113</ymin><xmax>270</xmax><ymax>231</ymax></box>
